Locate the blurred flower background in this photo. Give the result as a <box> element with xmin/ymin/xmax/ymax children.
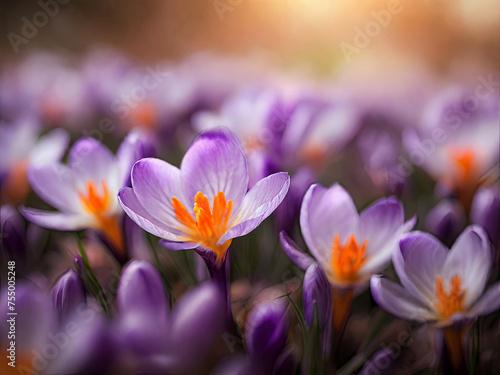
<box><xmin>0</xmin><ymin>0</ymin><xmax>499</xmax><ymax>374</ymax></box>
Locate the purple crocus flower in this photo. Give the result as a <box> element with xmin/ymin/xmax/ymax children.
<box><xmin>280</xmin><ymin>98</ymin><xmax>361</xmax><ymax>171</ymax></box>
<box><xmin>118</xmin><ymin>127</ymin><xmax>290</xmax><ymax>266</ymax></box>
<box><xmin>371</xmin><ymin>225</ymin><xmax>500</xmax><ymax>372</ymax></box>
<box><xmin>214</xmin><ymin>300</ymin><xmax>295</xmax><ymax>375</ymax></box>
<box><xmin>51</xmin><ymin>269</ymin><xmax>86</xmax><ymax>323</ymax></box>
<box><xmin>471</xmin><ymin>185</ymin><xmax>500</xmax><ymax>252</ymax></box>
<box><xmin>404</xmin><ymin>89</ymin><xmax>499</xmax><ymax>208</ymax></box>
<box><xmin>303</xmin><ymin>263</ymin><xmax>333</xmax><ymax>357</ymax></box>
<box><xmin>371</xmin><ymin>225</ymin><xmax>500</xmax><ymax>326</ymax></box>
<box><xmin>281</xmin><ymin>183</ymin><xmax>415</xmax><ymax>330</ymax></box>
<box><xmin>21</xmin><ymin>130</ymin><xmax>151</xmax><ymax>255</ymax></box>
<box><xmin>0</xmin><ymin>118</ymin><xmax>69</xmax><ymax>205</ymax></box>
<box><xmin>115</xmin><ymin>260</ymin><xmax>225</xmax><ymax>373</ymax></box>
<box><xmin>425</xmin><ymin>199</ymin><xmax>466</xmax><ymax>248</ymax></box>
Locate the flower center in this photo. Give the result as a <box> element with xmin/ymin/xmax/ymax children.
<box><xmin>130</xmin><ymin>102</ymin><xmax>157</xmax><ymax>130</ymax></box>
<box><xmin>435</xmin><ymin>274</ymin><xmax>465</xmax><ymax>320</ymax></box>
<box><xmin>330</xmin><ymin>233</ymin><xmax>367</xmax><ymax>283</ymax></box>
<box><xmin>78</xmin><ymin>179</ymin><xmax>124</xmax><ymax>252</ymax></box>
<box><xmin>448</xmin><ymin>147</ymin><xmax>476</xmax><ymax>185</ymax></box>
<box><xmin>172</xmin><ymin>191</ymin><xmax>233</xmax><ymax>262</ymax></box>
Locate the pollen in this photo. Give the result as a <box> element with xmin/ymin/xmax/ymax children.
<box><xmin>435</xmin><ymin>274</ymin><xmax>465</xmax><ymax>320</ymax></box>
<box><xmin>172</xmin><ymin>191</ymin><xmax>233</xmax><ymax>262</ymax></box>
<box><xmin>330</xmin><ymin>233</ymin><xmax>367</xmax><ymax>283</ymax></box>
<box><xmin>79</xmin><ymin>179</ymin><xmax>124</xmax><ymax>252</ymax></box>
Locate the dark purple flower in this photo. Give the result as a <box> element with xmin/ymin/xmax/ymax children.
<box><xmin>52</xmin><ymin>269</ymin><xmax>86</xmax><ymax>323</ymax></box>
<box><xmin>425</xmin><ymin>199</ymin><xmax>466</xmax><ymax>247</ymax></box>
<box><xmin>245</xmin><ymin>301</ymin><xmax>290</xmax><ymax>371</ymax></box>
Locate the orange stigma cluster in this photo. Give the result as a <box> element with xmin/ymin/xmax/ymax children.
<box><xmin>330</xmin><ymin>233</ymin><xmax>367</xmax><ymax>283</ymax></box>
<box><xmin>449</xmin><ymin>147</ymin><xmax>476</xmax><ymax>185</ymax></box>
<box><xmin>172</xmin><ymin>191</ymin><xmax>233</xmax><ymax>262</ymax></box>
<box><xmin>435</xmin><ymin>274</ymin><xmax>465</xmax><ymax>320</ymax></box>
<box><xmin>79</xmin><ymin>179</ymin><xmax>124</xmax><ymax>252</ymax></box>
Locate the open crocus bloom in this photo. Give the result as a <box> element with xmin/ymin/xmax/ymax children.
<box><xmin>118</xmin><ymin>128</ymin><xmax>290</xmax><ymax>264</ymax></box>
<box><xmin>371</xmin><ymin>225</ymin><xmax>500</xmax><ymax>327</ymax></box>
<box><xmin>292</xmin><ymin>183</ymin><xmax>415</xmax><ymax>288</ymax></box>
<box><xmin>0</xmin><ymin>118</ymin><xmax>69</xmax><ymax>204</ymax></box>
<box><xmin>21</xmin><ymin>131</ymin><xmax>149</xmax><ymax>253</ymax></box>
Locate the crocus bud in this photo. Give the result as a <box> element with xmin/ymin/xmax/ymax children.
<box><xmin>164</xmin><ymin>282</ymin><xmax>225</xmax><ymax>372</ymax></box>
<box><xmin>117</xmin><ymin>260</ymin><xmax>168</xmax><ymax>355</ymax></box>
<box><xmin>425</xmin><ymin>199</ymin><xmax>466</xmax><ymax>247</ymax></box>
<box><xmin>303</xmin><ymin>263</ymin><xmax>332</xmax><ymax>356</ymax></box>
<box><xmin>245</xmin><ymin>301</ymin><xmax>290</xmax><ymax>371</ymax></box>
<box><xmin>52</xmin><ymin>269</ymin><xmax>86</xmax><ymax>322</ymax></box>
<box><xmin>471</xmin><ymin>185</ymin><xmax>500</xmax><ymax>250</ymax></box>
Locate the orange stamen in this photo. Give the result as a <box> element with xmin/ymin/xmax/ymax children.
<box><xmin>330</xmin><ymin>233</ymin><xmax>367</xmax><ymax>283</ymax></box>
<box><xmin>172</xmin><ymin>191</ymin><xmax>233</xmax><ymax>263</ymax></box>
<box><xmin>435</xmin><ymin>274</ymin><xmax>465</xmax><ymax>320</ymax></box>
<box><xmin>78</xmin><ymin>180</ymin><xmax>124</xmax><ymax>253</ymax></box>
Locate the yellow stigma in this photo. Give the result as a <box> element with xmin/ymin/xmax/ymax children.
<box><xmin>78</xmin><ymin>179</ymin><xmax>124</xmax><ymax>253</ymax></box>
<box><xmin>172</xmin><ymin>191</ymin><xmax>233</xmax><ymax>263</ymax></box>
<box><xmin>435</xmin><ymin>274</ymin><xmax>465</xmax><ymax>320</ymax></box>
<box><xmin>330</xmin><ymin>233</ymin><xmax>367</xmax><ymax>283</ymax></box>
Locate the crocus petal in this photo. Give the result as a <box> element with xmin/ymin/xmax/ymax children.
<box><xmin>279</xmin><ymin>231</ymin><xmax>315</xmax><ymax>270</ymax></box>
<box><xmin>370</xmin><ymin>275</ymin><xmax>435</xmax><ymax>322</ymax></box>
<box><xmin>131</xmin><ymin>158</ymin><xmax>182</xmax><ymax>228</ymax></box>
<box><xmin>118</xmin><ymin>187</ymin><xmax>181</xmax><ymax>241</ymax></box>
<box><xmin>217</xmin><ymin>172</ymin><xmax>290</xmax><ymax>245</ymax></box>
<box><xmin>180</xmin><ymin>128</ymin><xmax>248</xmax><ymax>211</ymax></box>
<box><xmin>20</xmin><ymin>207</ymin><xmax>92</xmax><ymax>230</ymax></box>
<box><xmin>471</xmin><ymin>185</ymin><xmax>500</xmax><ymax>248</ymax></box>
<box><xmin>394</xmin><ymin>232</ymin><xmax>448</xmax><ymax>308</ymax></box>
<box><xmin>116</xmin><ymin>129</ymin><xmax>155</xmax><ymax>186</ymax></box>
<box><xmin>467</xmin><ymin>282</ymin><xmax>500</xmax><ymax>317</ymax></box>
<box><xmin>442</xmin><ymin>225</ymin><xmax>492</xmax><ymax>307</ymax></box>
<box><xmin>117</xmin><ymin>260</ymin><xmax>169</xmax><ymax>355</ymax></box>
<box><xmin>300</xmin><ymin>183</ymin><xmax>360</xmax><ymax>263</ymax></box>
<box><xmin>28</xmin><ymin>127</ymin><xmax>69</xmax><ymax>165</ymax></box>
<box><xmin>159</xmin><ymin>239</ymin><xmax>199</xmax><ymax>251</ymax></box>
<box><xmin>69</xmin><ymin>137</ymin><xmax>120</xmax><ymax>192</ymax></box>
<box><xmin>165</xmin><ymin>282</ymin><xmax>225</xmax><ymax>371</ymax></box>
<box><xmin>246</xmin><ymin>301</ymin><xmax>290</xmax><ymax>366</ymax></box>
<box><xmin>52</xmin><ymin>269</ymin><xmax>86</xmax><ymax>323</ymax></box>
<box><xmin>359</xmin><ymin>197</ymin><xmax>408</xmax><ymax>274</ymax></box>
<box><xmin>27</xmin><ymin>163</ymin><xmax>79</xmax><ymax>212</ymax></box>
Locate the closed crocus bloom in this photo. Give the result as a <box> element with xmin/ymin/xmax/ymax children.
<box><xmin>471</xmin><ymin>185</ymin><xmax>500</xmax><ymax>251</ymax></box>
<box><xmin>282</xmin><ymin>184</ymin><xmax>415</xmax><ymax>331</ymax></box>
<box><xmin>371</xmin><ymin>226</ymin><xmax>500</xmax><ymax>371</ymax></box>
<box><xmin>116</xmin><ymin>260</ymin><xmax>169</xmax><ymax>355</ymax></box>
<box><xmin>425</xmin><ymin>199</ymin><xmax>466</xmax><ymax>248</ymax></box>
<box><xmin>52</xmin><ymin>269</ymin><xmax>86</xmax><ymax>323</ymax></box>
<box><xmin>118</xmin><ymin>128</ymin><xmax>290</xmax><ymax>265</ymax></box>
<box><xmin>21</xmin><ymin>130</ymin><xmax>151</xmax><ymax>255</ymax></box>
<box><xmin>0</xmin><ymin>118</ymin><xmax>69</xmax><ymax>205</ymax></box>
<box><xmin>303</xmin><ymin>263</ymin><xmax>332</xmax><ymax>357</ymax></box>
<box><xmin>245</xmin><ymin>301</ymin><xmax>290</xmax><ymax>373</ymax></box>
